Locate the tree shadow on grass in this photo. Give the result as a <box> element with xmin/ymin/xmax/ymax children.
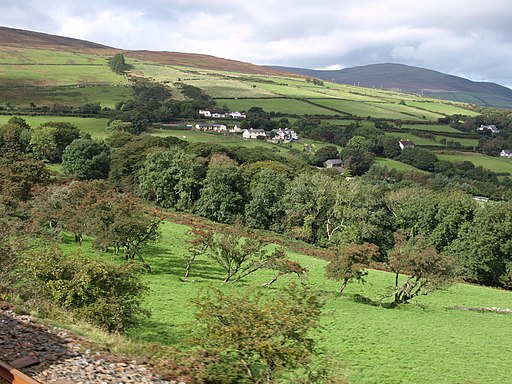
<box><xmin>143</xmin><ymin>244</ymin><xmax>225</xmax><ymax>281</ymax></box>
<box><xmin>351</xmin><ymin>294</ymin><xmax>397</xmax><ymax>309</ymax></box>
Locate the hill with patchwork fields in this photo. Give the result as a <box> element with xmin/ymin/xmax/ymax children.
<box><xmin>270</xmin><ymin>63</ymin><xmax>512</xmax><ymax>108</ymax></box>
<box><xmin>0</xmin><ymin>25</ymin><xmax>510</xmax><ymax>178</ymax></box>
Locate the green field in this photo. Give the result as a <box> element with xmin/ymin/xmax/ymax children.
<box><xmin>385</xmin><ymin>132</ymin><xmax>442</xmax><ymax>146</ymax></box>
<box><xmin>307</xmin><ymin>99</ymin><xmax>433</xmax><ymax>121</ymax></box>
<box><xmin>63</xmin><ymin>219</ymin><xmax>512</xmax><ymax>384</ymax></box>
<box><xmin>0</xmin><ymin>47</ymin><xmax>131</xmax><ymax>107</ymax></box>
<box><xmin>433</xmin><ymin>135</ymin><xmax>479</xmax><ymax>147</ymax></box>
<box><xmin>437</xmin><ymin>152</ymin><xmax>512</xmax><ymax>174</ymax></box>
<box><xmin>0</xmin><ymin>115</ymin><xmax>110</xmax><ymax>138</ymax></box>
<box><xmin>147</xmin><ymin>128</ymin><xmax>339</xmax><ymax>153</ymax></box>
<box><xmin>405</xmin><ymin>100</ymin><xmax>479</xmax><ymax>116</ymax></box>
<box><xmin>374</xmin><ymin>157</ymin><xmax>429</xmax><ymax>173</ymax></box>
<box><xmin>401</xmin><ymin>123</ymin><xmax>463</xmax><ymax>133</ymax></box>
<box><xmin>0</xmin><ymin>84</ymin><xmax>132</xmax><ymax>108</ymax></box>
<box><xmin>215</xmin><ymin>98</ymin><xmax>340</xmax><ymax>115</ymax></box>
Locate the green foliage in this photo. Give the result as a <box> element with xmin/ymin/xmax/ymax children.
<box><xmin>245</xmin><ymin>169</ymin><xmax>290</xmax><ymax>231</ymax></box>
<box><xmin>138</xmin><ymin>148</ymin><xmax>204</xmax><ymax>210</ymax></box>
<box><xmin>175</xmin><ymin>82</ymin><xmax>214</xmax><ymax>108</ymax></box>
<box><xmin>87</xmin><ymin>192</ymin><xmax>161</xmax><ymax>255</ymax></box>
<box><xmin>195</xmin><ymin>164</ymin><xmax>247</xmax><ymax>224</ymax></box>
<box><xmin>23</xmin><ymin>248</ymin><xmax>149</xmax><ymax>332</ymax></box>
<box><xmin>62</xmin><ymin>138</ymin><xmax>111</xmax><ymax>180</ymax></box>
<box><xmin>388</xmin><ymin>232</ymin><xmax>457</xmax><ymax>304</ymax></box>
<box><xmin>325</xmin><ymin>243</ymin><xmax>380</xmax><ymax>293</ymax></box>
<box><xmin>108</xmin><ymin>53</ymin><xmax>129</xmax><ymax>74</ymax></box>
<box><xmin>0</xmin><ymin>121</ymin><xmax>31</xmax><ymax>154</ymax></box>
<box><xmin>399</xmin><ymin>147</ymin><xmax>438</xmax><ymax>172</ymax></box>
<box><xmin>194</xmin><ymin>283</ymin><xmax>323</xmax><ymax>384</ymax></box>
<box><xmin>202</xmin><ymin>226</ymin><xmax>285</xmax><ymax>283</ymax></box>
<box><xmin>0</xmin><ymin>153</ymin><xmax>50</xmax><ymax>203</ymax></box>
<box><xmin>340</xmin><ymin>146</ymin><xmax>375</xmax><ymax>176</ymax></box>
<box><xmin>447</xmin><ymin>201</ymin><xmax>512</xmax><ymax>287</ymax></box>
<box><xmin>312</xmin><ymin>145</ymin><xmax>340</xmax><ymax>166</ymax></box>
<box><xmin>30</xmin><ymin>121</ymin><xmax>80</xmax><ymax>162</ymax></box>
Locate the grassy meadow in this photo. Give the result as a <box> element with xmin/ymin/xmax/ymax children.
<box><xmin>0</xmin><ymin>47</ymin><xmax>131</xmax><ymax>107</ymax></box>
<box><xmin>0</xmin><ymin>115</ymin><xmax>110</xmax><ymax>138</ymax></box>
<box><xmin>59</xmin><ymin>218</ymin><xmax>512</xmax><ymax>384</ymax></box>
<box><xmin>373</xmin><ymin>157</ymin><xmax>429</xmax><ymax>173</ymax></box>
<box><xmin>437</xmin><ymin>152</ymin><xmax>512</xmax><ymax>174</ymax></box>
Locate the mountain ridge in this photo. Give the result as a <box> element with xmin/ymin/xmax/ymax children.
<box><xmin>267</xmin><ymin>63</ymin><xmax>512</xmax><ymax>108</ymax></box>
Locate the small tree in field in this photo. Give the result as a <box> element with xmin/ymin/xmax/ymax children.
<box><xmin>202</xmin><ymin>227</ymin><xmax>305</xmax><ymax>284</ymax></box>
<box><xmin>194</xmin><ymin>283</ymin><xmax>323</xmax><ymax>384</ymax></box>
<box><xmin>325</xmin><ymin>243</ymin><xmax>380</xmax><ymax>293</ymax></box>
<box><xmin>204</xmin><ymin>227</ymin><xmax>273</xmax><ymax>283</ymax></box>
<box><xmin>260</xmin><ymin>250</ymin><xmax>307</xmax><ymax>287</ymax></box>
<box><xmin>388</xmin><ymin>231</ymin><xmax>456</xmax><ymax>304</ymax></box>
<box><xmin>183</xmin><ymin>228</ymin><xmax>210</xmax><ymax>281</ymax></box>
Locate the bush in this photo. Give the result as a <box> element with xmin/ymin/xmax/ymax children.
<box><xmin>23</xmin><ymin>249</ymin><xmax>149</xmax><ymax>332</ymax></box>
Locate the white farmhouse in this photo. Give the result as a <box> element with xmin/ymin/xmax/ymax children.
<box><xmin>242</xmin><ymin>128</ymin><xmax>267</xmax><ymax>139</ymax></box>
<box><xmin>195</xmin><ymin>123</ymin><xmax>227</xmax><ymax>133</ymax></box>
<box><xmin>229</xmin><ymin>125</ymin><xmax>242</xmax><ymax>133</ymax></box>
<box><xmin>477</xmin><ymin>124</ymin><xmax>500</xmax><ymax>133</ymax></box>
<box><xmin>500</xmin><ymin>149</ymin><xmax>512</xmax><ymax>158</ymax></box>
<box><xmin>229</xmin><ymin>111</ymin><xmax>247</xmax><ymax>119</ymax></box>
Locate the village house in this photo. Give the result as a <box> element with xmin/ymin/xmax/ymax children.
<box><xmin>324</xmin><ymin>158</ymin><xmax>344</xmax><ymax>173</ymax></box>
<box><xmin>242</xmin><ymin>128</ymin><xmax>267</xmax><ymax>139</ymax></box>
<box><xmin>477</xmin><ymin>124</ymin><xmax>500</xmax><ymax>133</ymax></box>
<box><xmin>198</xmin><ymin>109</ymin><xmax>229</xmax><ymax>118</ymax></box>
<box><xmin>199</xmin><ymin>109</ymin><xmax>246</xmax><ymax>119</ymax></box>
<box><xmin>268</xmin><ymin>128</ymin><xmax>299</xmax><ymax>143</ymax></box>
<box><xmin>398</xmin><ymin>139</ymin><xmax>415</xmax><ymax>150</ymax></box>
<box><xmin>195</xmin><ymin>123</ymin><xmax>227</xmax><ymax>133</ymax></box>
<box><xmin>229</xmin><ymin>125</ymin><xmax>242</xmax><ymax>133</ymax></box>
<box><xmin>229</xmin><ymin>111</ymin><xmax>247</xmax><ymax>119</ymax></box>
<box><xmin>500</xmin><ymin>149</ymin><xmax>512</xmax><ymax>158</ymax></box>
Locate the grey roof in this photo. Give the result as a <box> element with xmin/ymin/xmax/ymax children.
<box><xmin>324</xmin><ymin>158</ymin><xmax>343</xmax><ymax>166</ymax></box>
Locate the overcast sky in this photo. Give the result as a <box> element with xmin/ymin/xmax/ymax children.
<box><xmin>2</xmin><ymin>0</ymin><xmax>512</xmax><ymax>87</ymax></box>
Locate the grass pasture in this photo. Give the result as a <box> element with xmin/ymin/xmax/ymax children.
<box><xmin>0</xmin><ymin>115</ymin><xmax>110</xmax><ymax>138</ymax></box>
<box><xmin>437</xmin><ymin>152</ymin><xmax>512</xmax><ymax>174</ymax></box>
<box><xmin>385</xmin><ymin>132</ymin><xmax>442</xmax><ymax>146</ymax></box>
<box><xmin>215</xmin><ymin>98</ymin><xmax>340</xmax><ymax>115</ymax></box>
<box><xmin>401</xmin><ymin>123</ymin><xmax>463</xmax><ymax>133</ymax></box>
<box><xmin>0</xmin><ymin>47</ymin><xmax>130</xmax><ymax>107</ymax></box>
<box><xmin>405</xmin><ymin>100</ymin><xmax>479</xmax><ymax>116</ymax></box>
<box><xmin>61</xmin><ymin>218</ymin><xmax>512</xmax><ymax>384</ymax></box>
<box><xmin>0</xmin><ymin>84</ymin><xmax>132</xmax><ymax>108</ymax></box>
<box><xmin>307</xmin><ymin>99</ymin><xmax>433</xmax><ymax>121</ymax></box>
<box><xmin>373</xmin><ymin>157</ymin><xmax>429</xmax><ymax>173</ymax></box>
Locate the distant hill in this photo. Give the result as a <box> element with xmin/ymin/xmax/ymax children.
<box><xmin>268</xmin><ymin>63</ymin><xmax>512</xmax><ymax>108</ymax></box>
<box><xmin>0</xmin><ymin>26</ymin><xmax>287</xmax><ymax>76</ymax></box>
<box><xmin>0</xmin><ymin>26</ymin><xmax>113</xmax><ymax>51</ymax></box>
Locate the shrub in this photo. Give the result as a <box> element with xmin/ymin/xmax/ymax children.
<box><xmin>23</xmin><ymin>249</ymin><xmax>149</xmax><ymax>332</ymax></box>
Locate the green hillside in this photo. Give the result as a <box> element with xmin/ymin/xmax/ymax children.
<box><xmin>56</xmin><ymin>218</ymin><xmax>512</xmax><ymax>384</ymax></box>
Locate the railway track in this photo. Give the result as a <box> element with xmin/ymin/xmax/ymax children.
<box><xmin>0</xmin><ymin>360</ymin><xmax>41</xmax><ymax>384</ymax></box>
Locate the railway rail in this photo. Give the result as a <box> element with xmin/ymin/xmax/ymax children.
<box><xmin>0</xmin><ymin>360</ymin><xmax>41</xmax><ymax>384</ymax></box>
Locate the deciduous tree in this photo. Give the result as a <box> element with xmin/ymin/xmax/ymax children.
<box><xmin>325</xmin><ymin>243</ymin><xmax>379</xmax><ymax>293</ymax></box>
